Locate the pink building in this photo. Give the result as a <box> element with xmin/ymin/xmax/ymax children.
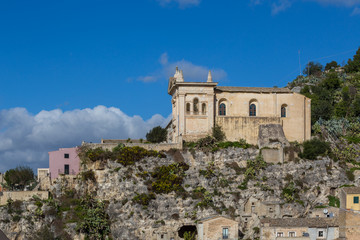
<box><xmin>49</xmin><ymin>147</ymin><xmax>80</xmax><ymax>180</ymax></box>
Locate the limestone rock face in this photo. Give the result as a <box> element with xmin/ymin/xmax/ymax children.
<box><xmin>258</xmin><ymin>124</ymin><xmax>290</xmax><ymax>149</ymax></box>
<box><xmin>0</xmin><ymin>148</ymin><xmax>352</xmax><ymax>240</ymax></box>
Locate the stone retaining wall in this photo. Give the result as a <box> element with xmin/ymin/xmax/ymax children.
<box><xmin>0</xmin><ymin>191</ymin><xmax>49</xmax><ymax>205</ymax></box>
<box><xmin>82</xmin><ymin>140</ymin><xmax>182</xmax><ymax>152</ymax></box>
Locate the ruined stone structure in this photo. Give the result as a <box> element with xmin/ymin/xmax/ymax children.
<box><xmin>167</xmin><ymin>68</ymin><xmax>311</xmax><ymax>145</ymax></box>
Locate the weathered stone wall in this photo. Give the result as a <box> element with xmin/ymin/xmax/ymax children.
<box><xmin>0</xmin><ymin>191</ymin><xmax>48</xmax><ymax>205</ymax></box>
<box><xmin>339</xmin><ymin>209</ymin><xmax>360</xmax><ymax>240</ymax></box>
<box><xmin>262</xmin><ymin>148</ymin><xmax>284</xmax><ymax>164</ymax></box>
<box><xmin>258</xmin><ymin>124</ymin><xmax>289</xmax><ymax>149</ymax></box>
<box><xmin>216</xmin><ymin>116</ymin><xmax>280</xmax><ymax>144</ymax></box>
<box><xmin>82</xmin><ymin>140</ymin><xmax>182</xmax><ymax>152</ymax></box>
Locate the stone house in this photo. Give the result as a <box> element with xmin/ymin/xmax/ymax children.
<box><xmin>260</xmin><ymin>217</ymin><xmax>339</xmax><ymax>240</ymax></box>
<box><xmin>197</xmin><ymin>215</ymin><xmax>238</xmax><ymax>240</ymax></box>
<box><xmin>339</xmin><ymin>187</ymin><xmax>360</xmax><ymax>239</ymax></box>
<box><xmin>243</xmin><ymin>197</ymin><xmax>282</xmax><ymax>219</ymax></box>
<box><xmin>339</xmin><ymin>187</ymin><xmax>360</xmax><ymax>211</ymax></box>
<box><xmin>167</xmin><ymin>67</ymin><xmax>311</xmax><ymax>145</ymax></box>
<box><xmin>49</xmin><ymin>147</ymin><xmax>80</xmax><ymax>180</ymax></box>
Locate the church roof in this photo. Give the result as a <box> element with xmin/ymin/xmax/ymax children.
<box><xmin>215</xmin><ymin>86</ymin><xmax>292</xmax><ymax>93</ymax></box>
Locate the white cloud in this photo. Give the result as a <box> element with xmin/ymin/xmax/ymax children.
<box><xmin>310</xmin><ymin>0</ymin><xmax>360</xmax><ymax>7</ymax></box>
<box><xmin>272</xmin><ymin>0</ymin><xmax>292</xmax><ymax>15</ymax></box>
<box><xmin>351</xmin><ymin>6</ymin><xmax>360</xmax><ymax>14</ymax></box>
<box><xmin>137</xmin><ymin>52</ymin><xmax>227</xmax><ymax>83</ymax></box>
<box><xmin>252</xmin><ymin>0</ymin><xmax>360</xmax><ymax>14</ymax></box>
<box><xmin>157</xmin><ymin>0</ymin><xmax>201</xmax><ymax>8</ymax></box>
<box><xmin>0</xmin><ymin>106</ymin><xmax>170</xmax><ymax>172</ymax></box>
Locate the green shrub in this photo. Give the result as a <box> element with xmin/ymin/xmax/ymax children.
<box><xmin>146</xmin><ymin>126</ymin><xmax>167</xmax><ymax>143</ymax></box>
<box><xmin>114</xmin><ymin>146</ymin><xmax>165</xmax><ymax>166</ymax></box>
<box><xmin>212</xmin><ymin>124</ymin><xmax>226</xmax><ymax>142</ymax></box>
<box><xmin>346</xmin><ymin>170</ymin><xmax>355</xmax><ymax>181</ymax></box>
<box><xmin>81</xmin><ymin>170</ymin><xmax>96</xmax><ymax>182</ymax></box>
<box><xmin>217</xmin><ymin>140</ymin><xmax>251</xmax><ymax>149</ymax></box>
<box><xmin>253</xmin><ymin>227</ymin><xmax>260</xmax><ymax>234</ymax></box>
<box><xmin>132</xmin><ymin>193</ymin><xmax>156</xmax><ymax>206</ymax></box>
<box><xmin>76</xmin><ymin>196</ymin><xmax>110</xmax><ymax>239</ymax></box>
<box><xmin>327</xmin><ymin>195</ymin><xmax>340</xmax><ymax>208</ymax></box>
<box><xmin>150</xmin><ymin>163</ymin><xmax>189</xmax><ymax>194</ymax></box>
<box><xmin>300</xmin><ymin>138</ymin><xmax>330</xmax><ymax>160</ymax></box>
<box><xmin>184</xmin><ymin>231</ymin><xmax>196</xmax><ymax>240</ymax></box>
<box><xmin>281</xmin><ymin>182</ymin><xmax>299</xmax><ymax>203</ymax></box>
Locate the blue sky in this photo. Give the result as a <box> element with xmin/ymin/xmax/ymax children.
<box><xmin>0</xmin><ymin>0</ymin><xmax>359</xmax><ymax>172</ymax></box>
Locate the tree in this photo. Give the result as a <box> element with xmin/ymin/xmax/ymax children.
<box><xmin>4</xmin><ymin>166</ymin><xmax>35</xmax><ymax>190</ymax></box>
<box><xmin>321</xmin><ymin>72</ymin><xmax>341</xmax><ymax>91</ymax></box>
<box><xmin>146</xmin><ymin>126</ymin><xmax>167</xmax><ymax>143</ymax></box>
<box><xmin>325</xmin><ymin>61</ymin><xmax>340</xmax><ymax>71</ymax></box>
<box><xmin>345</xmin><ymin>47</ymin><xmax>360</xmax><ymax>73</ymax></box>
<box><xmin>303</xmin><ymin>61</ymin><xmax>323</xmax><ymax>76</ymax></box>
<box><xmin>212</xmin><ymin>124</ymin><xmax>226</xmax><ymax>142</ymax></box>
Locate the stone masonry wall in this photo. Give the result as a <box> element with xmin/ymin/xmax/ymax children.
<box><xmin>0</xmin><ymin>191</ymin><xmax>49</xmax><ymax>205</ymax></box>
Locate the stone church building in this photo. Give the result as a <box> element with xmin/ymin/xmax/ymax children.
<box><xmin>167</xmin><ymin>67</ymin><xmax>311</xmax><ymax>145</ymax></box>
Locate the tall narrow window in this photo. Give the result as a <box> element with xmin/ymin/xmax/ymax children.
<box><xmin>193</xmin><ymin>98</ymin><xmax>199</xmax><ymax>114</ymax></box>
<box><xmin>186</xmin><ymin>103</ymin><xmax>191</xmax><ymax>114</ymax></box>
<box><xmin>281</xmin><ymin>104</ymin><xmax>287</xmax><ymax>118</ymax></box>
<box><xmin>222</xmin><ymin>228</ymin><xmax>229</xmax><ymax>239</ymax></box>
<box><xmin>64</xmin><ymin>164</ymin><xmax>70</xmax><ymax>175</ymax></box>
<box><xmin>354</xmin><ymin>196</ymin><xmax>359</xmax><ymax>204</ymax></box>
<box><xmin>219</xmin><ymin>103</ymin><xmax>226</xmax><ymax>116</ymax></box>
<box><xmin>202</xmin><ymin>103</ymin><xmax>206</xmax><ymax>115</ymax></box>
<box><xmin>249</xmin><ymin>104</ymin><xmax>256</xmax><ymax>116</ymax></box>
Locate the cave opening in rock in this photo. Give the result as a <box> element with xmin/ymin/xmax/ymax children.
<box><xmin>178</xmin><ymin>225</ymin><xmax>197</xmax><ymax>238</ymax></box>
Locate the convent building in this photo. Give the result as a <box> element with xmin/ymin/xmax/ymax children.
<box><xmin>167</xmin><ymin>67</ymin><xmax>311</xmax><ymax>145</ymax></box>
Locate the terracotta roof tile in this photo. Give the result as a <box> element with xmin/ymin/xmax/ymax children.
<box><xmin>215</xmin><ymin>86</ymin><xmax>292</xmax><ymax>93</ymax></box>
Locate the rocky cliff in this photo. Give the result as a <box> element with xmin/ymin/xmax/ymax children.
<box><xmin>0</xmin><ymin>146</ymin><xmax>354</xmax><ymax>240</ymax></box>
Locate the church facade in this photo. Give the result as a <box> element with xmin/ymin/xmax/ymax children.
<box><xmin>167</xmin><ymin>67</ymin><xmax>311</xmax><ymax>145</ymax></box>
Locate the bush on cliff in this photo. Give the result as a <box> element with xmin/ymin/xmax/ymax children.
<box><xmin>150</xmin><ymin>163</ymin><xmax>189</xmax><ymax>194</ymax></box>
<box><xmin>80</xmin><ymin>145</ymin><xmax>165</xmax><ymax>165</ymax></box>
<box><xmin>146</xmin><ymin>126</ymin><xmax>167</xmax><ymax>143</ymax></box>
<box><xmin>299</xmin><ymin>138</ymin><xmax>330</xmax><ymax>160</ymax></box>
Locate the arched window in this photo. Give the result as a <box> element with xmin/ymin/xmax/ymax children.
<box><xmin>249</xmin><ymin>104</ymin><xmax>256</xmax><ymax>116</ymax></box>
<box><xmin>219</xmin><ymin>103</ymin><xmax>226</xmax><ymax>116</ymax></box>
<box><xmin>186</xmin><ymin>103</ymin><xmax>191</xmax><ymax>114</ymax></box>
<box><xmin>202</xmin><ymin>103</ymin><xmax>206</xmax><ymax>115</ymax></box>
<box><xmin>281</xmin><ymin>105</ymin><xmax>287</xmax><ymax>117</ymax></box>
<box><xmin>193</xmin><ymin>98</ymin><xmax>199</xmax><ymax>114</ymax></box>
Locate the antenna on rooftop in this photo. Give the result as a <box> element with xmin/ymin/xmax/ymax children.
<box><xmin>298</xmin><ymin>50</ymin><xmax>302</xmax><ymax>76</ymax></box>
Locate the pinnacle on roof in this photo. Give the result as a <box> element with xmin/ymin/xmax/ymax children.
<box><xmin>207</xmin><ymin>70</ymin><xmax>213</xmax><ymax>82</ymax></box>
<box><xmin>174</xmin><ymin>66</ymin><xmax>184</xmax><ymax>82</ymax></box>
